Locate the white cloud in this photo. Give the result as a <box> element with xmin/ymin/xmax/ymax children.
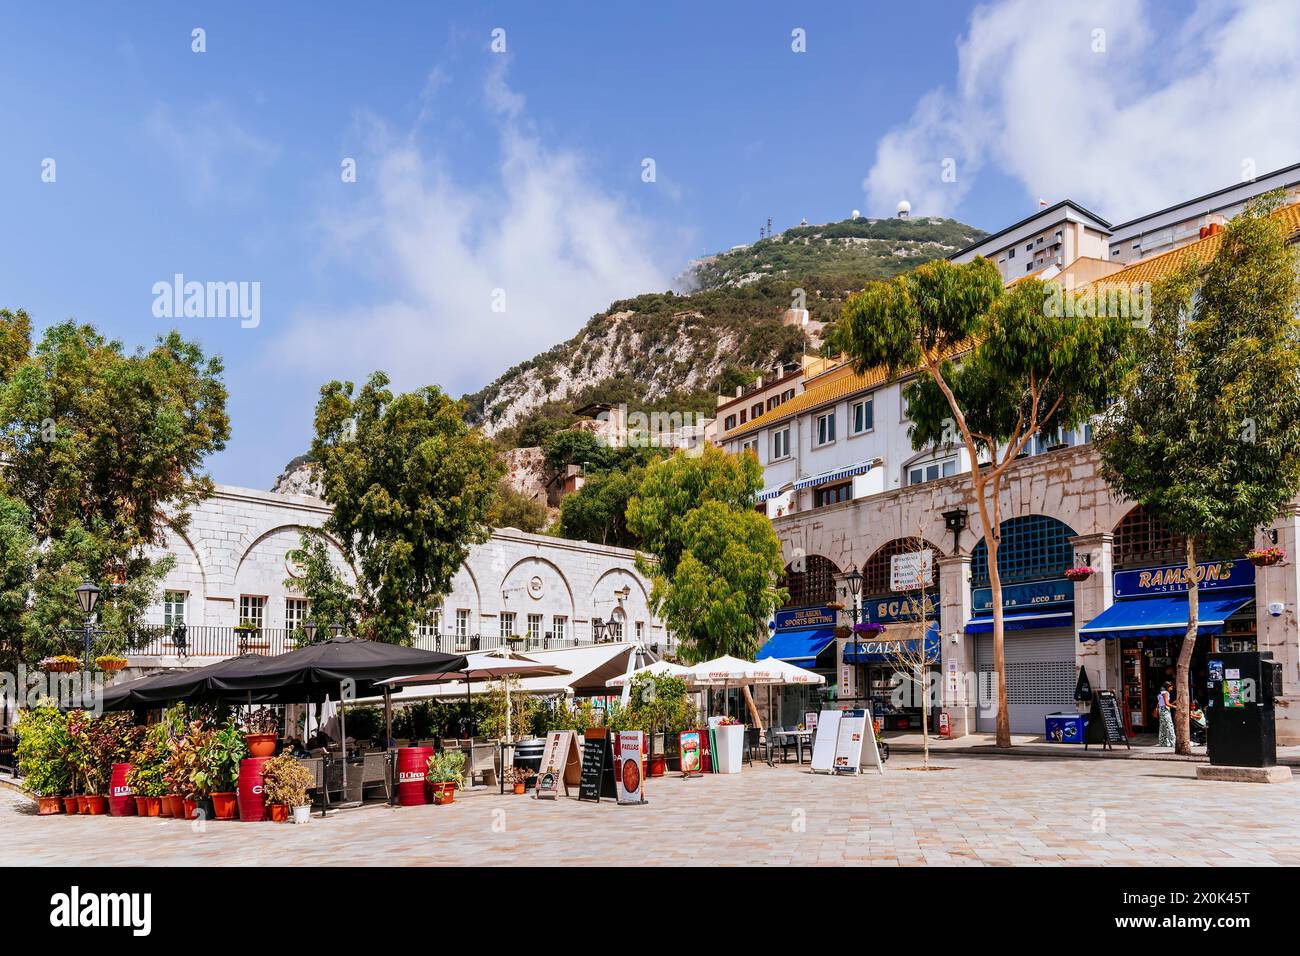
<box><xmin>279</xmin><ymin>66</ymin><xmax>668</xmax><ymax>397</ymax></box>
<box><xmin>864</xmin><ymin>0</ymin><xmax>1300</xmax><ymax>222</ymax></box>
<box><xmin>146</xmin><ymin>102</ymin><xmax>280</xmax><ymax>203</ymax></box>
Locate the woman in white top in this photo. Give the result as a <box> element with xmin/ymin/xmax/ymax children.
<box><xmin>1156</xmin><ymin>681</ymin><xmax>1176</xmax><ymax>747</ymax></box>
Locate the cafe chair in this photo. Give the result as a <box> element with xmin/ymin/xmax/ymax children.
<box><xmin>742</xmin><ymin>727</ymin><xmax>762</xmax><ymax>766</ymax></box>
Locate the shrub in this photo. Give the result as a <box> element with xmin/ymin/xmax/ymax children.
<box><xmin>15</xmin><ymin>707</ymin><xmax>71</xmax><ymax>797</ymax></box>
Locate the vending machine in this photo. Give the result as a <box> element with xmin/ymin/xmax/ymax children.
<box><xmin>1204</xmin><ymin>651</ymin><xmax>1282</xmax><ymax>768</ymax></box>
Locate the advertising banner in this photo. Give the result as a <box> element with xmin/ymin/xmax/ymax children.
<box><xmin>614</xmin><ymin>730</ymin><xmax>646</xmax><ymax>804</ymax></box>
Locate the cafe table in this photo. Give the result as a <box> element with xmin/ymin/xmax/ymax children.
<box><xmin>769</xmin><ymin>728</ymin><xmax>815</xmax><ymax>765</ymax></box>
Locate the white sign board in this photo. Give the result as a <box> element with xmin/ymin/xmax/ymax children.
<box><xmin>614</xmin><ymin>730</ymin><xmax>646</xmax><ymax>805</ymax></box>
<box><xmin>890</xmin><ymin>550</ymin><xmax>933</xmax><ymax>591</ymax></box>
<box><xmin>810</xmin><ymin>710</ymin><xmax>843</xmax><ymax>773</ymax></box>
<box><xmin>832</xmin><ymin>710</ymin><xmax>884</xmax><ymax>775</ymax></box>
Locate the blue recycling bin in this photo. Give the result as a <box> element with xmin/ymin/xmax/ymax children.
<box><xmin>1044</xmin><ymin>713</ymin><xmax>1088</xmax><ymax>744</ymax></box>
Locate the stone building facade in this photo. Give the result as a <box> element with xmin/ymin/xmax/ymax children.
<box><xmin>133</xmin><ymin>485</ymin><xmax>667</xmax><ymax>669</ymax></box>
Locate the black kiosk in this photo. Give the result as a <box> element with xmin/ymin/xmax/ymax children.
<box><xmin>1205</xmin><ymin>651</ymin><xmax>1282</xmax><ymax>767</ymax></box>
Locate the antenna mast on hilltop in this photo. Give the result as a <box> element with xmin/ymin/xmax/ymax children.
<box><xmin>767</xmin><ymin>217</ymin><xmax>773</xmax><ymax>238</ymax></box>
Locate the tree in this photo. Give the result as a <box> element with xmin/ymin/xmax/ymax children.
<box><xmin>627</xmin><ymin>446</ymin><xmax>786</xmax><ymax>661</ymax></box>
<box><xmin>284</xmin><ymin>531</ymin><xmax>360</xmax><ymax>639</ymax></box>
<box><xmin>0</xmin><ymin>495</ymin><xmax>37</xmax><ymax>674</ymax></box>
<box><xmin>0</xmin><ymin>312</ymin><xmax>228</xmax><ymax>663</ymax></box>
<box><xmin>836</xmin><ymin>259</ymin><xmax>1132</xmax><ymax>747</ymax></box>
<box><xmin>310</xmin><ymin>372</ymin><xmax>503</xmax><ymax>644</ymax></box>
<box><xmin>557</xmin><ymin>466</ymin><xmax>645</xmax><ymax>547</ymax></box>
<box><xmin>1097</xmin><ymin>196</ymin><xmax>1300</xmax><ymax>754</ymax></box>
<box><xmin>486</xmin><ymin>479</ymin><xmax>548</xmax><ymax>534</ymax></box>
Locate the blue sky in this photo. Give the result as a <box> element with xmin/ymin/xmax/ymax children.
<box><xmin>2</xmin><ymin>1</ymin><xmax>1298</xmax><ymax>488</ymax></box>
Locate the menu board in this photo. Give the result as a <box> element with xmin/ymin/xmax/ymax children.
<box><xmin>1085</xmin><ymin>690</ymin><xmax>1129</xmax><ymax>749</ymax></box>
<box><xmin>833</xmin><ymin>712</ymin><xmax>867</xmax><ymax>774</ymax></box>
<box><xmin>810</xmin><ymin>709</ymin><xmax>843</xmax><ymax>773</ymax></box>
<box><xmin>678</xmin><ymin>730</ymin><xmax>702</xmax><ymax>776</ymax></box>
<box><xmin>535</xmin><ymin>730</ymin><xmax>577</xmax><ymax>800</ymax></box>
<box><xmin>578</xmin><ymin>729</ymin><xmax>611</xmax><ymax>803</ymax></box>
<box><xmin>614</xmin><ymin>730</ymin><xmax>646</xmax><ymax>805</ymax></box>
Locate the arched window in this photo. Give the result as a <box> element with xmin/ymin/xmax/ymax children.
<box><xmin>779</xmin><ymin>554</ymin><xmax>840</xmax><ymax>609</ymax></box>
<box><xmin>861</xmin><ymin>538</ymin><xmax>944</xmax><ymax>596</ymax></box>
<box><xmin>1112</xmin><ymin>505</ymin><xmax>1185</xmax><ymax>569</ymax></box>
<box><xmin>970</xmin><ymin>515</ymin><xmax>1077</xmax><ymax>588</ymax></box>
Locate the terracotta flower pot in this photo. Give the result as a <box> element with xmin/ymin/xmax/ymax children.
<box><xmin>62</xmin><ymin>796</ymin><xmax>78</xmax><ymax>815</ymax></box>
<box><xmin>513</xmin><ymin>783</ymin><xmax>525</xmax><ymax>795</ymax></box>
<box><xmin>38</xmin><ymin>796</ymin><xmax>63</xmax><ymax>815</ymax></box>
<box><xmin>133</xmin><ymin>796</ymin><xmax>149</xmax><ymax>816</ymax></box>
<box><xmin>84</xmin><ymin>796</ymin><xmax>107</xmax><ymax>815</ymax></box>
<box><xmin>268</xmin><ymin>803</ymin><xmax>289</xmax><ymax>823</ymax></box>
<box><xmin>159</xmin><ymin>795</ymin><xmax>174</xmax><ymax>817</ymax></box>
<box><xmin>76</xmin><ymin>796</ymin><xmax>90</xmax><ymax>814</ymax></box>
<box><xmin>165</xmin><ymin>795</ymin><xmax>185</xmax><ymax>818</ymax></box>
<box><xmin>182</xmin><ymin>798</ymin><xmax>198</xmax><ymax>820</ymax></box>
<box><xmin>144</xmin><ymin>797</ymin><xmax>162</xmax><ymax>817</ymax></box>
<box><xmin>244</xmin><ymin>733</ymin><xmax>277</xmax><ymax>758</ymax></box>
<box><xmin>211</xmin><ymin>792</ymin><xmax>238</xmax><ymax>821</ymax></box>
<box><xmin>431</xmin><ymin>782</ymin><xmax>456</xmax><ymax>805</ymax></box>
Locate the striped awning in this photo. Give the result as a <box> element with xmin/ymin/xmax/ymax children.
<box><xmin>756</xmin><ymin>485</ymin><xmax>790</xmax><ymax>502</ymax></box>
<box><xmin>792</xmin><ymin>459</ymin><xmax>876</xmax><ymax>490</ymax></box>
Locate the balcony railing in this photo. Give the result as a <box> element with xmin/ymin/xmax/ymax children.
<box><xmin>125</xmin><ymin>626</ymin><xmax>674</xmax><ymax>660</ymax></box>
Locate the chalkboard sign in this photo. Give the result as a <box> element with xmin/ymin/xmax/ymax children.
<box><xmin>578</xmin><ymin>730</ymin><xmax>615</xmax><ymax>802</ymax></box>
<box><xmin>1085</xmin><ymin>689</ymin><xmax>1129</xmax><ymax>750</ymax></box>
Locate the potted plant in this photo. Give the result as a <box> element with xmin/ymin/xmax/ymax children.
<box><xmin>234</xmin><ymin>618</ymin><xmax>263</xmax><ymax>652</ymax></box>
<box><xmin>262</xmin><ymin>752</ymin><xmax>314</xmax><ymax>823</ymax></box>
<box><xmin>94</xmin><ymin>654</ymin><xmax>129</xmax><ymax>672</ymax></box>
<box><xmin>126</xmin><ymin>725</ymin><xmax>169</xmax><ymax>817</ymax></box>
<box><xmin>1064</xmin><ymin>566</ymin><xmax>1096</xmax><ymax>582</ymax></box>
<box><xmin>503</xmin><ymin>766</ymin><xmax>535</xmax><ymax>795</ymax></box>
<box><xmin>826</xmin><ymin>600</ymin><xmax>845</xmax><ymax>611</ymax></box>
<box><xmin>242</xmin><ymin>707</ymin><xmax>279</xmax><ymax>757</ymax></box>
<box><xmin>40</xmin><ymin>655</ymin><xmax>82</xmax><ymax>673</ymax></box>
<box><xmin>1247</xmin><ymin>547</ymin><xmax>1286</xmax><ymax>567</ymax></box>
<box><xmin>15</xmin><ymin>706</ymin><xmax>72</xmax><ymax>814</ymax></box>
<box><xmin>203</xmin><ymin>721</ymin><xmax>247</xmax><ymax>820</ymax></box>
<box><xmin>426</xmin><ymin>749</ymin><xmax>466</xmax><ymax>804</ymax></box>
<box><xmin>851</xmin><ymin>621</ymin><xmax>887</xmax><ymax>638</ymax></box>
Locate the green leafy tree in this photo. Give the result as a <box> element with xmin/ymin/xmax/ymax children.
<box><xmin>486</xmin><ymin>479</ymin><xmax>548</xmax><ymax>534</ymax></box>
<box><xmin>284</xmin><ymin>530</ymin><xmax>360</xmax><ymax>639</ymax></box>
<box><xmin>835</xmin><ymin>259</ymin><xmax>1132</xmax><ymax>747</ymax></box>
<box><xmin>310</xmin><ymin>372</ymin><xmax>503</xmax><ymax>644</ymax></box>
<box><xmin>627</xmin><ymin>446</ymin><xmax>786</xmax><ymax>661</ymax></box>
<box><xmin>558</xmin><ymin>466</ymin><xmax>645</xmax><ymax>547</ymax></box>
<box><xmin>1097</xmin><ymin>196</ymin><xmax>1300</xmax><ymax>754</ymax></box>
<box><xmin>0</xmin><ymin>313</ymin><xmax>227</xmax><ymax>663</ymax></box>
<box><xmin>0</xmin><ymin>495</ymin><xmax>37</xmax><ymax>673</ymax></box>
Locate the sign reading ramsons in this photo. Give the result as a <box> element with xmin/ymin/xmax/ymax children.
<box><xmin>1113</xmin><ymin>559</ymin><xmax>1254</xmax><ymax>598</ymax></box>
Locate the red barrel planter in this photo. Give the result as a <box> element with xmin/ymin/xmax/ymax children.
<box><xmin>396</xmin><ymin>747</ymin><xmax>433</xmax><ymax>806</ymax></box>
<box><xmin>38</xmin><ymin>796</ymin><xmax>63</xmax><ymax>814</ymax></box>
<box><xmin>109</xmin><ymin>763</ymin><xmax>136</xmax><ymax>816</ymax></box>
<box><xmin>237</xmin><ymin>756</ymin><xmax>272</xmax><ymax>822</ymax></box>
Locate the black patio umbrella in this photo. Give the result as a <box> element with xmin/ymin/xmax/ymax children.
<box><xmin>96</xmin><ymin>654</ymin><xmax>278</xmax><ymax>710</ymax></box>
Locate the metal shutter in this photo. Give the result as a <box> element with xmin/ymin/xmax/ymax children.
<box><xmin>975</xmin><ymin>629</ymin><xmax>1076</xmax><ymax>734</ymax></box>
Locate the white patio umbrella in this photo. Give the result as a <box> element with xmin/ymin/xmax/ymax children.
<box><xmin>684</xmin><ymin>655</ymin><xmax>785</xmax><ymax>718</ymax></box>
<box><xmin>755</xmin><ymin>658</ymin><xmax>826</xmax><ymax>730</ymax></box>
<box><xmin>382</xmin><ymin>648</ymin><xmax>571</xmax><ymax>744</ymax></box>
<box><xmin>604</xmin><ymin>659</ymin><xmax>693</xmax><ymax>689</ymax></box>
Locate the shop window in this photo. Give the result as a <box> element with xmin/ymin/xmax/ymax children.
<box><xmin>970</xmin><ymin>515</ymin><xmax>1077</xmax><ymax>587</ymax></box>
<box><xmin>812</xmin><ymin>482</ymin><xmax>851</xmax><ymax>509</ymax></box>
<box><xmin>779</xmin><ymin>554</ymin><xmax>840</xmax><ymax>608</ymax></box>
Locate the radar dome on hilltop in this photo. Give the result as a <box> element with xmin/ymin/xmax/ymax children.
<box><xmin>896</xmin><ymin>200</ymin><xmax>911</xmax><ymax>219</ymax></box>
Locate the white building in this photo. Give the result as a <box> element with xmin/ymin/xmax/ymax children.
<box><xmin>131</xmin><ymin>484</ymin><xmax>668</xmax><ymax>670</ymax></box>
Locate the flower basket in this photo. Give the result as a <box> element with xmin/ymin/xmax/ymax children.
<box><xmin>1247</xmin><ymin>547</ymin><xmax>1286</xmax><ymax>567</ymax></box>
<box><xmin>826</xmin><ymin>601</ymin><xmax>845</xmax><ymax>611</ymax></box>
<box><xmin>1064</xmin><ymin>567</ymin><xmax>1096</xmax><ymax>582</ymax></box>
<box><xmin>834</xmin><ymin>625</ymin><xmax>852</xmax><ymax>639</ymax></box>
<box><xmin>94</xmin><ymin>655</ymin><xmax>128</xmax><ymax>672</ymax></box>
<box><xmin>851</xmin><ymin>622</ymin><xmax>887</xmax><ymax>638</ymax></box>
<box><xmin>41</xmin><ymin>656</ymin><xmax>81</xmax><ymax>673</ymax></box>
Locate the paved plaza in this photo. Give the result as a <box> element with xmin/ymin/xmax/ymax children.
<box><xmin>6</xmin><ymin>752</ymin><xmax>1300</xmax><ymax>866</ymax></box>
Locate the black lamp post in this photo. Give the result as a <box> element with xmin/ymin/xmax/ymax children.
<box><xmin>592</xmin><ymin>617</ymin><xmax>607</xmax><ymax>643</ymax></box>
<box><xmin>75</xmin><ymin>581</ymin><xmax>101</xmax><ymax>671</ymax></box>
<box><xmin>843</xmin><ymin>566</ymin><xmax>862</xmax><ymax>622</ymax></box>
<box><xmin>303</xmin><ymin>620</ymin><xmax>318</xmax><ymax>644</ymax></box>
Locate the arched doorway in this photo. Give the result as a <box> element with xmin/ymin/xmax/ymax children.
<box><xmin>968</xmin><ymin>515</ymin><xmax>1080</xmax><ymax>735</ymax></box>
<box><xmin>761</xmin><ymin>554</ymin><xmax>843</xmax><ymax>726</ymax></box>
<box><xmin>847</xmin><ymin>537</ymin><xmax>945</xmax><ymax>730</ymax></box>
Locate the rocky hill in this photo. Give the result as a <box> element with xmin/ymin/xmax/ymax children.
<box><xmin>460</xmin><ymin>215</ymin><xmax>985</xmax><ymax>447</ymax></box>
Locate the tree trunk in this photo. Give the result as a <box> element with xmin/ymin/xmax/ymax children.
<box><xmin>1175</xmin><ymin>537</ymin><xmax>1198</xmax><ymax>755</ymax></box>
<box><xmin>974</xmin><ymin>486</ymin><xmax>1011</xmax><ymax>749</ymax></box>
<box><xmin>919</xmin><ymin>668</ymin><xmax>930</xmax><ymax>769</ymax></box>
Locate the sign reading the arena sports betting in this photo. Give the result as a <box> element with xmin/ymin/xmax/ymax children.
<box><xmin>1113</xmin><ymin>559</ymin><xmax>1254</xmax><ymax>598</ymax></box>
<box><xmin>774</xmin><ymin>605</ymin><xmax>835</xmax><ymax>630</ymax></box>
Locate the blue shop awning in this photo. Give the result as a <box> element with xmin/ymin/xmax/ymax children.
<box><xmin>844</xmin><ymin>622</ymin><xmax>941</xmax><ymax>664</ymax></box>
<box><xmin>756</xmin><ymin>627</ymin><xmax>836</xmax><ymax>664</ymax></box>
<box><xmin>792</xmin><ymin>459</ymin><xmax>877</xmax><ymax>490</ymax></box>
<box><xmin>1079</xmin><ymin>590</ymin><xmax>1254</xmax><ymax>642</ymax></box>
<box><xmin>964</xmin><ymin>609</ymin><xmax>1074</xmax><ymax>634</ymax></box>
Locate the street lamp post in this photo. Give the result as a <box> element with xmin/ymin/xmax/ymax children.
<box><xmin>844</xmin><ymin>565</ymin><xmax>863</xmax><ymax>624</ymax></box>
<box><xmin>303</xmin><ymin>620</ymin><xmax>318</xmax><ymax>644</ymax></box>
<box><xmin>75</xmin><ymin>581</ymin><xmax>101</xmax><ymax>671</ymax></box>
<box><xmin>592</xmin><ymin>617</ymin><xmax>607</xmax><ymax>643</ymax></box>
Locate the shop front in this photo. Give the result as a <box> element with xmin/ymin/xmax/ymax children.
<box><xmin>965</xmin><ymin>578</ymin><xmax>1078</xmax><ymax>735</ymax></box>
<box><xmin>1079</xmin><ymin>558</ymin><xmax>1256</xmax><ymax>736</ymax></box>
<box><xmin>756</xmin><ymin>604</ymin><xmax>838</xmax><ymax>725</ymax></box>
<box><xmin>842</xmin><ymin>592</ymin><xmax>941</xmax><ymax>730</ymax></box>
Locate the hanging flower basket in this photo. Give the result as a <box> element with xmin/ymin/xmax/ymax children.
<box><xmin>1247</xmin><ymin>547</ymin><xmax>1286</xmax><ymax>567</ymax></box>
<box><xmin>1064</xmin><ymin>566</ymin><xmax>1096</xmax><ymax>582</ymax></box>
<box><xmin>834</xmin><ymin>625</ymin><xmax>852</xmax><ymax>639</ymax></box>
<box><xmin>826</xmin><ymin>601</ymin><xmax>845</xmax><ymax>611</ymax></box>
<box><xmin>94</xmin><ymin>655</ymin><xmax>128</xmax><ymax>672</ymax></box>
<box><xmin>40</xmin><ymin>655</ymin><xmax>81</xmax><ymax>673</ymax></box>
<box><xmin>851</xmin><ymin>622</ymin><xmax>887</xmax><ymax>638</ymax></box>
